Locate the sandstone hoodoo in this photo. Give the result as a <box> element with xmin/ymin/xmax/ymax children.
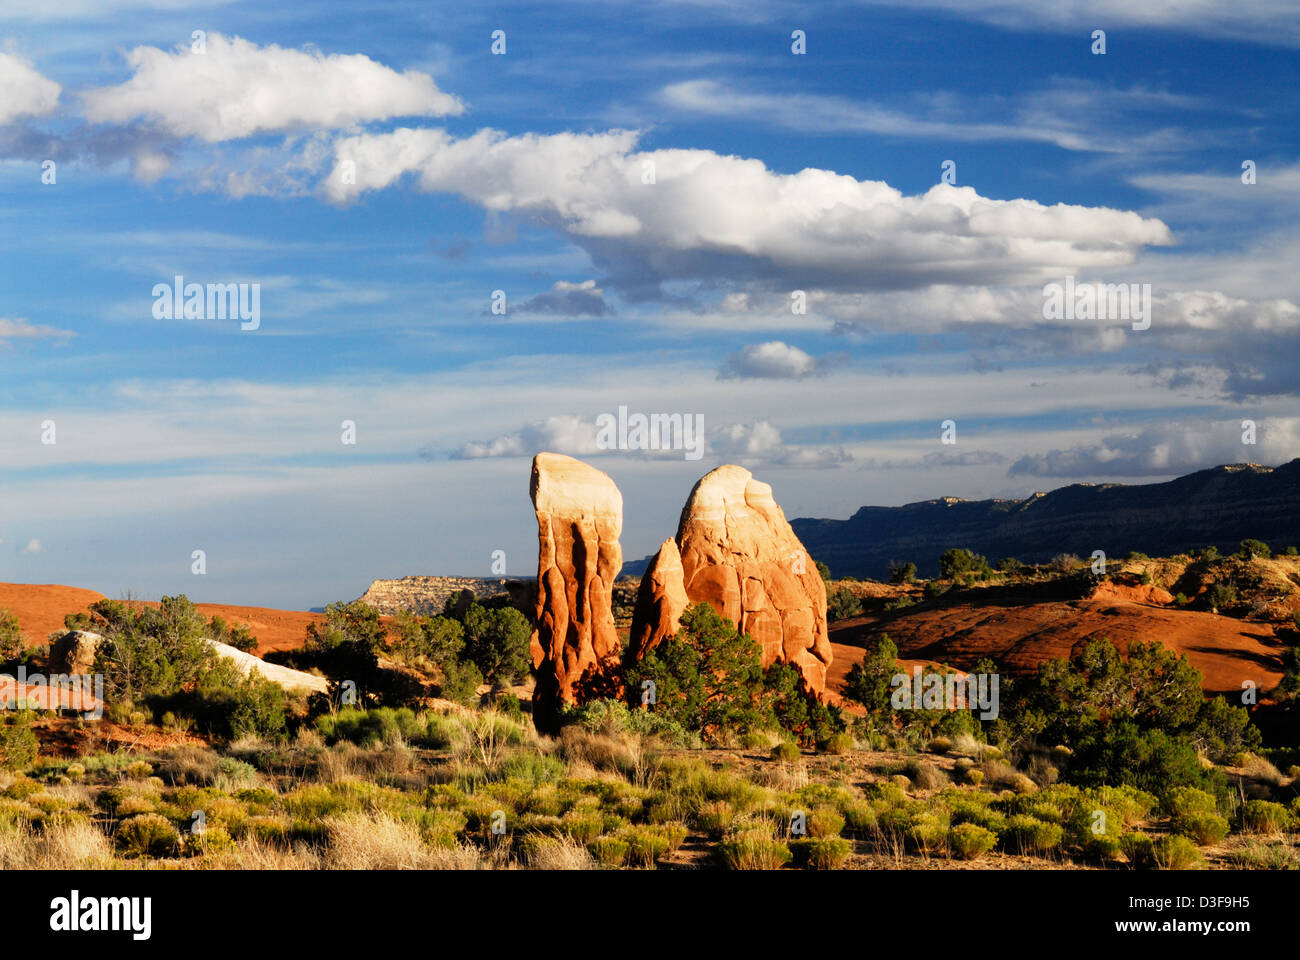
<box><xmin>529</xmin><ymin>452</ymin><xmax>624</xmax><ymax>727</ymax></box>
<box><xmin>627</xmin><ymin>538</ymin><xmax>689</xmax><ymax>657</ymax></box>
<box><xmin>630</xmin><ymin>464</ymin><xmax>833</xmax><ymax>697</ymax></box>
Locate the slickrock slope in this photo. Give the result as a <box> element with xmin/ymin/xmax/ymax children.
<box><xmin>631</xmin><ymin>465</ymin><xmax>833</xmax><ymax>696</ymax></box>
<box><xmin>206</xmin><ymin>639</ymin><xmax>329</xmax><ymax>694</ymax></box>
<box><xmin>529</xmin><ymin>453</ymin><xmax>624</xmax><ymax>727</ymax></box>
<box><xmin>46</xmin><ymin>629</ymin><xmax>328</xmax><ymax>695</ymax></box>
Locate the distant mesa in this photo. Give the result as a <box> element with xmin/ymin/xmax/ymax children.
<box><xmin>791</xmin><ymin>459</ymin><xmax>1300</xmax><ymax>580</ymax></box>
<box><xmin>354</xmin><ymin>574</ymin><xmax>642</xmax><ymax>631</ymax></box>
<box><xmin>356</xmin><ymin>575</ymin><xmax>534</xmax><ymax>616</ymax></box>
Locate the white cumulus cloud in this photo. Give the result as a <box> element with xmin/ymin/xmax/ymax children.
<box><xmin>453</xmin><ymin>416</ymin><xmax>603</xmax><ymax>460</ymax></box>
<box><xmin>710</xmin><ymin>420</ymin><xmax>851</xmax><ymax>468</ymax></box>
<box><xmin>719</xmin><ymin>341</ymin><xmax>820</xmax><ymax>379</ymax></box>
<box><xmin>325</xmin><ymin>126</ymin><xmax>1172</xmax><ymax>293</ymax></box>
<box><xmin>83</xmin><ymin>34</ymin><xmax>463</xmax><ymax>142</ymax></box>
<box><xmin>516</xmin><ymin>280</ymin><xmax>610</xmax><ymax>316</ymax></box>
<box><xmin>0</xmin><ymin>53</ymin><xmax>60</xmax><ymax>124</ymax></box>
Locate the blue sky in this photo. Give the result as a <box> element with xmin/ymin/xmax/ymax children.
<box><xmin>0</xmin><ymin>0</ymin><xmax>1297</xmax><ymax>609</ymax></box>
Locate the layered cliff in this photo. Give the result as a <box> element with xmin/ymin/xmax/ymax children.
<box><xmin>356</xmin><ymin>576</ymin><xmax>534</xmax><ymax>616</ymax></box>
<box><xmin>355</xmin><ymin>575</ymin><xmax>639</xmax><ymax>625</ymax></box>
<box><xmin>792</xmin><ymin>460</ymin><xmax>1300</xmax><ymax>579</ymax></box>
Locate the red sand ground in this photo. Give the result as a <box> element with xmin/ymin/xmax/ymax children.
<box><xmin>828</xmin><ymin>594</ymin><xmax>1285</xmax><ymax>699</ymax></box>
<box><xmin>0</xmin><ymin>583</ymin><xmax>106</xmax><ymax>643</ymax></box>
<box><xmin>0</xmin><ymin>583</ymin><xmax>323</xmax><ymax>656</ymax></box>
<box><xmin>0</xmin><ymin>676</ymin><xmax>103</xmax><ymax>712</ymax></box>
<box><xmin>186</xmin><ymin>603</ymin><xmax>324</xmax><ymax>654</ymax></box>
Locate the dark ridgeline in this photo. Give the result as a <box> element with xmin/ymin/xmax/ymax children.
<box><xmin>787</xmin><ymin>460</ymin><xmax>1300</xmax><ymax>580</ymax></box>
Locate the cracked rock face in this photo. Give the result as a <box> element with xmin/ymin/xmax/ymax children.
<box><xmin>528</xmin><ymin>452</ymin><xmax>624</xmax><ymax>727</ymax></box>
<box><xmin>631</xmin><ymin>464</ymin><xmax>832</xmax><ymax>696</ymax></box>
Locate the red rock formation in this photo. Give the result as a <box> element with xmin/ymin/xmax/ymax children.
<box><xmin>629</xmin><ymin>464</ymin><xmax>832</xmax><ymax>696</ymax></box>
<box><xmin>529</xmin><ymin>452</ymin><xmax>624</xmax><ymax>727</ymax></box>
<box><xmin>627</xmin><ymin>538</ymin><xmax>688</xmax><ymax>659</ymax></box>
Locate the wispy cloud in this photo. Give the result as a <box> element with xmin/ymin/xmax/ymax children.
<box><xmin>0</xmin><ymin>318</ymin><xmax>74</xmax><ymax>344</ymax></box>
<box><xmin>856</xmin><ymin>0</ymin><xmax>1300</xmax><ymax>48</ymax></box>
<box><xmin>1009</xmin><ymin>417</ymin><xmax>1300</xmax><ymax>477</ymax></box>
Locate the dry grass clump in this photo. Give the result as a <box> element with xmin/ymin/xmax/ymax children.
<box><xmin>903</xmin><ymin>759</ymin><xmax>948</xmax><ymax>792</ymax></box>
<box><xmin>696</xmin><ymin>800</ymin><xmax>735</xmax><ymax>838</ymax></box>
<box><xmin>40</xmin><ymin>781</ymin><xmax>95</xmax><ymax>810</ymax></box>
<box><xmin>156</xmin><ymin>745</ymin><xmax>221</xmax><ymax>786</ymax></box>
<box><xmin>947</xmin><ymin>733</ymin><xmax>984</xmax><ymax>758</ymax></box>
<box><xmin>455</xmin><ymin>710</ymin><xmax>534</xmax><ymax>770</ymax></box>
<box><xmin>1236</xmin><ymin>754</ymin><xmax>1284</xmax><ymax>786</ymax></box>
<box><xmin>981</xmin><ymin>758</ymin><xmax>1037</xmax><ymax>793</ymax></box>
<box><xmin>317</xmin><ymin>741</ymin><xmax>418</xmax><ymax>786</ymax></box>
<box><xmin>753</xmin><ymin>761</ymin><xmax>809</xmax><ymax>792</ymax></box>
<box><xmin>324</xmin><ymin>812</ymin><xmax>451</xmax><ymax>869</ymax></box>
<box><xmin>209</xmin><ymin>838</ymin><xmax>323</xmax><ymax>870</ymax></box>
<box><xmin>556</xmin><ymin>725</ymin><xmax>634</xmax><ymax>774</ymax></box>
<box><xmin>1227</xmin><ymin>839</ymin><xmax>1300</xmax><ymax>869</ymax></box>
<box><xmin>516</xmin><ymin>834</ymin><xmax>593</xmax><ymax>870</ymax></box>
<box><xmin>0</xmin><ymin>818</ymin><xmax>114</xmax><ymax>868</ymax></box>
<box><xmin>1009</xmin><ymin>773</ymin><xmax>1039</xmax><ymax>795</ymax></box>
